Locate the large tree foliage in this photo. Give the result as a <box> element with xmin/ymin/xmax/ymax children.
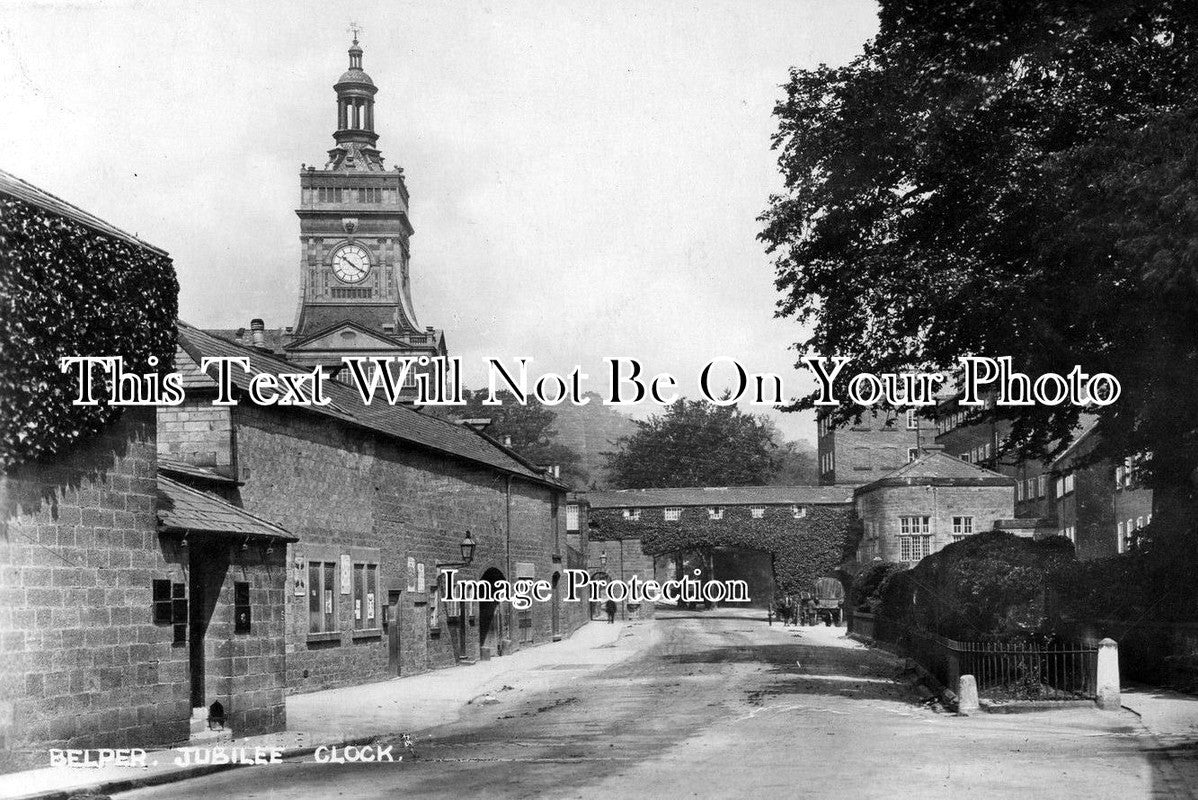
<box><xmin>439</xmin><ymin>390</ymin><xmax>588</xmax><ymax>488</ymax></box>
<box><xmin>605</xmin><ymin>399</ymin><xmax>779</xmax><ymax>488</ymax></box>
<box><xmin>760</xmin><ymin>1</ymin><xmax>1198</xmax><ymax>533</ymax></box>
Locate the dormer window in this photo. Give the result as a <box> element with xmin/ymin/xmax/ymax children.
<box><xmin>707</xmin><ymin>506</ymin><xmax>724</xmax><ymax>520</ymax></box>
<box><xmin>791</xmin><ymin>505</ymin><xmax>807</xmax><ymax>519</ymax></box>
<box><xmin>750</xmin><ymin>506</ymin><xmax>765</xmax><ymax>519</ymax></box>
<box><xmin>622</xmin><ymin>508</ymin><xmax>641</xmax><ymax>521</ymax></box>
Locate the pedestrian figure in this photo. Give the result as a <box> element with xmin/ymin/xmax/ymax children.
<box><xmin>604</xmin><ymin>599</ymin><xmax>617</xmax><ymax>624</ymax></box>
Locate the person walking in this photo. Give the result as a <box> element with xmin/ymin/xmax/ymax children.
<box><xmin>604</xmin><ymin>598</ymin><xmax>617</xmax><ymax>624</ymax></box>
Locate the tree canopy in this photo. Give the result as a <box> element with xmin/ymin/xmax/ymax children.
<box><xmin>760</xmin><ymin>1</ymin><xmax>1198</xmax><ymax>528</ymax></box>
<box><xmin>604</xmin><ymin>399</ymin><xmax>780</xmax><ymax>489</ymax></box>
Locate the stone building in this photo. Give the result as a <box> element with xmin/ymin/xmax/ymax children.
<box><xmin>584</xmin><ymin>486</ymin><xmax>855</xmax><ymax>609</ymax></box>
<box><xmin>854</xmin><ymin>445</ymin><xmax>1016</xmax><ymax>565</ymax></box>
<box><xmin>209</xmin><ymin>35</ymin><xmax>446</xmax><ymax>385</ymax></box>
<box><xmin>817</xmin><ymin>408</ymin><xmax>938</xmax><ymax>485</ymax></box>
<box><xmin>0</xmin><ymin>173</ymin><xmax>293</xmax><ymax>769</ymax></box>
<box><xmin>161</xmin><ymin>322</ymin><xmax>585</xmax><ymax>692</ymax></box>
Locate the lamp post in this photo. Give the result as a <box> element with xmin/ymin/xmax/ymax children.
<box><xmin>437</xmin><ymin>530</ymin><xmax>477</xmax><ymax>569</ymax></box>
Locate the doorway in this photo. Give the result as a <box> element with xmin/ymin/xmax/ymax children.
<box><xmin>477</xmin><ymin>567</ymin><xmax>506</xmax><ymax>655</ymax></box>
<box><xmin>187</xmin><ymin>543</ymin><xmax>226</xmax><ymax>709</ymax></box>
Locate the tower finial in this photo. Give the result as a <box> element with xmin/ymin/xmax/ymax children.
<box><xmin>347</xmin><ymin>21</ymin><xmax>362</xmax><ymax>45</ymax></box>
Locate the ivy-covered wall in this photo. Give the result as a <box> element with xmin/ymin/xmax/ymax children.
<box><xmin>0</xmin><ymin>191</ymin><xmax>178</xmax><ymax>469</ymax></box>
<box><xmin>588</xmin><ymin>504</ymin><xmax>856</xmax><ymax>596</ymax></box>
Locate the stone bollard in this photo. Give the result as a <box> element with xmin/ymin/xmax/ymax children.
<box><xmin>957</xmin><ymin>674</ymin><xmax>979</xmax><ymax>715</ymax></box>
<box><xmin>1096</xmin><ymin>638</ymin><xmax>1121</xmax><ymax>710</ymax></box>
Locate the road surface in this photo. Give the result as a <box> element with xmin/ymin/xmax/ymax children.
<box><xmin>118</xmin><ymin>610</ymin><xmax>1184</xmax><ymax>799</ymax></box>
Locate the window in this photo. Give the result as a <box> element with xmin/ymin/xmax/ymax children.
<box><xmin>852</xmin><ymin>446</ymin><xmax>871</xmax><ymax>470</ymax></box>
<box><xmin>906</xmin><ymin>409</ymin><xmax>918</xmax><ymax>429</ymax></box>
<box><xmin>908</xmin><ymin>447</ymin><xmax>920</xmax><ymax>463</ymax></box>
<box><xmin>791</xmin><ymin>505</ymin><xmax>807</xmax><ymax>519</ymax></box>
<box><xmin>622</xmin><ymin>508</ymin><xmax>641</xmax><ymax>521</ymax></box>
<box><xmin>353</xmin><ymin>563</ymin><xmax>379</xmax><ymax>629</ymax></box>
<box><xmin>952</xmin><ymin>516</ymin><xmax>974</xmax><ymax>541</ymax></box>
<box><xmin>566</xmin><ymin>505</ymin><xmax>579</xmax><ymax>531</ymax></box>
<box><xmin>1016</xmin><ymin>480</ymin><xmax>1024</xmax><ymax>502</ymax></box>
<box><xmin>1117</xmin><ymin>521</ymin><xmax>1126</xmax><ymax>553</ymax></box>
<box><xmin>234</xmin><ymin>581</ymin><xmax>251</xmax><ymax>634</ymax></box>
<box><xmin>1136</xmin><ymin>515</ymin><xmax>1144</xmax><ymax>530</ymax></box>
<box><xmin>308</xmin><ymin>561</ymin><xmax>337</xmax><ymax>633</ymax></box>
<box><xmin>153</xmin><ymin>579</ymin><xmax>188</xmax><ymax>644</ymax></box>
<box><xmin>899</xmin><ymin>532</ymin><xmax>933</xmax><ymax>562</ymax></box>
<box><xmin>960</xmin><ymin>452</ymin><xmax>971</xmax><ymax>463</ymax></box>
<box><xmin>750</xmin><ymin>506</ymin><xmax>765</xmax><ymax>519</ymax></box>
<box><xmin>664</xmin><ymin>507</ymin><xmax>682</xmax><ymax>522</ymax></box>
<box><xmin>1064</xmin><ymin>473</ymin><xmax>1075</xmax><ymax>494</ymax></box>
<box><xmin>899</xmin><ymin>516</ymin><xmax>930</xmax><ymax>535</ymax></box>
<box><xmin>707</xmin><ymin>506</ymin><xmax>724</xmax><ymax>520</ymax></box>
<box><xmin>1061</xmin><ymin>526</ymin><xmax>1076</xmax><ymax>542</ymax></box>
<box><xmin>1037</xmin><ymin>474</ymin><xmax>1047</xmax><ymax>498</ymax></box>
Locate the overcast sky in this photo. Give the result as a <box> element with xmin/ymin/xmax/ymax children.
<box><xmin>1</xmin><ymin>0</ymin><xmax>877</xmax><ymax>443</ymax></box>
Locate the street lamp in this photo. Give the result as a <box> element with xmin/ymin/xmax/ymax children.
<box><xmin>459</xmin><ymin>530</ymin><xmax>476</xmax><ymax>565</ymax></box>
<box><xmin>437</xmin><ymin>530</ymin><xmax>477</xmax><ymax>569</ymax></box>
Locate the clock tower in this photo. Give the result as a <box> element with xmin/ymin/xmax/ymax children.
<box><xmin>283</xmin><ymin>33</ymin><xmax>447</xmax><ymax>376</ymax></box>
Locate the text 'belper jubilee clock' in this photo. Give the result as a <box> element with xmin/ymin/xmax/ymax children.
<box><xmin>284</xmin><ymin>31</ymin><xmax>447</xmax><ymax>378</ymax></box>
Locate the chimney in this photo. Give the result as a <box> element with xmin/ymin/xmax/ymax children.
<box><xmin>921</xmin><ymin>444</ymin><xmax>945</xmax><ymax>454</ymax></box>
<box><xmin>250</xmin><ymin>318</ymin><xmax>266</xmax><ymax>349</ymax></box>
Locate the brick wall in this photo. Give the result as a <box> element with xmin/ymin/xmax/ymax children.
<box><xmin>0</xmin><ymin>410</ymin><xmax>189</xmax><ymax>771</ymax></box>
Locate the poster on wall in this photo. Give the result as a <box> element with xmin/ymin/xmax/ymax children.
<box><xmin>340</xmin><ymin>554</ymin><xmax>351</xmax><ymax>594</ymax></box>
<box><xmin>417</xmin><ymin>562</ymin><xmax>426</xmax><ymax>593</ymax></box>
<box><xmin>406</xmin><ymin>557</ymin><xmax>416</xmax><ymax>592</ymax></box>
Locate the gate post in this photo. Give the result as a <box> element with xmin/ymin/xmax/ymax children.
<box><xmin>1096</xmin><ymin>638</ymin><xmax>1121</xmax><ymax>710</ymax></box>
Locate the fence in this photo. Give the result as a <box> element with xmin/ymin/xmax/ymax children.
<box><xmin>849</xmin><ymin>611</ymin><xmax>1099</xmax><ymax>700</ymax></box>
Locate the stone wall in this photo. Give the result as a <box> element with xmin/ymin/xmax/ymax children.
<box><xmin>222</xmin><ymin>403</ymin><xmax>580</xmax><ymax>693</ymax></box>
<box><xmin>0</xmin><ymin>410</ymin><xmax>188</xmax><ymax>770</ymax></box>
<box><xmin>856</xmin><ymin>483</ymin><xmax>1013</xmax><ymax>564</ymax></box>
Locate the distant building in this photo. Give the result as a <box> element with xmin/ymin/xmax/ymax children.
<box><xmin>817</xmin><ymin>408</ymin><xmax>937</xmax><ymax>485</ymax></box>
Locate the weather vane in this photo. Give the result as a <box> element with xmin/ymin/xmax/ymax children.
<box><xmin>347</xmin><ymin>21</ymin><xmax>363</xmax><ymax>44</ymax></box>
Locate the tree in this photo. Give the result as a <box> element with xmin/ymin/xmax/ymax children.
<box><xmin>604</xmin><ymin>398</ymin><xmax>779</xmax><ymax>488</ymax></box>
<box><xmin>438</xmin><ymin>390</ymin><xmax>588</xmax><ymax>488</ymax></box>
<box><xmin>760</xmin><ymin>1</ymin><xmax>1198</xmax><ymax>538</ymax></box>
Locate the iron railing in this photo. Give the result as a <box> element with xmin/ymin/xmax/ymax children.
<box><xmin>849</xmin><ymin>613</ymin><xmax>1099</xmax><ymax>700</ymax></box>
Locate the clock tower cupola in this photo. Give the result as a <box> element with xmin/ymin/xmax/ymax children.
<box><xmin>285</xmin><ymin>30</ymin><xmax>447</xmax><ymax>377</ymax></box>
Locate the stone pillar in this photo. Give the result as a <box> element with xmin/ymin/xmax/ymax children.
<box><xmin>957</xmin><ymin>674</ymin><xmax>979</xmax><ymax>714</ymax></box>
<box><xmin>1096</xmin><ymin>638</ymin><xmax>1121</xmax><ymax>710</ymax></box>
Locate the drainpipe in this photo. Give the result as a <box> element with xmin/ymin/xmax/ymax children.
<box><xmin>505</xmin><ymin>475</ymin><xmax>513</xmax><ymax>650</ymax></box>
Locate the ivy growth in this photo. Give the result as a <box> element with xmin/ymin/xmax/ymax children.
<box><xmin>0</xmin><ymin>193</ymin><xmax>178</xmax><ymax>469</ymax></box>
<box><xmin>588</xmin><ymin>505</ymin><xmax>855</xmax><ymax>596</ymax></box>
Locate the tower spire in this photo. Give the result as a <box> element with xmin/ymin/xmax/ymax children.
<box><xmin>330</xmin><ymin>24</ymin><xmax>381</xmax><ymax>168</ymax></box>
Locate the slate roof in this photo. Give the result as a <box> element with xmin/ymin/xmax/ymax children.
<box><xmin>157</xmin><ymin>475</ymin><xmax>296</xmax><ymax>541</ymax></box>
<box><xmin>855</xmin><ymin>449</ymin><xmax>1015</xmax><ymax>493</ymax></box>
<box><xmin>158</xmin><ymin>457</ymin><xmax>239</xmax><ymax>485</ymax></box>
<box><xmin>585</xmin><ymin>485</ymin><xmax>853</xmax><ymax>509</ymax></box>
<box><xmin>174</xmin><ymin>321</ymin><xmax>563</xmax><ymax>489</ymax></box>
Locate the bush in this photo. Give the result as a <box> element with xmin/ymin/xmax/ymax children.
<box><xmin>872</xmin><ymin>531</ymin><xmax>1075</xmax><ymax>640</ymax></box>
<box><xmin>851</xmin><ymin>561</ymin><xmax>906</xmax><ymax>613</ymax></box>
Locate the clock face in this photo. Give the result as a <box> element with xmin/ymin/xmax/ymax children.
<box><xmin>332</xmin><ymin>243</ymin><xmax>371</xmax><ymax>284</ymax></box>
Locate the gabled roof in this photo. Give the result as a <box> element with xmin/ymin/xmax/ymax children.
<box><xmin>1048</xmin><ymin>414</ymin><xmax>1101</xmax><ymax>470</ymax></box>
<box><xmin>174</xmin><ymin>321</ymin><xmax>564</xmax><ymax>490</ymax></box>
<box><xmin>157</xmin><ymin>475</ymin><xmax>296</xmax><ymax>541</ymax></box>
<box><xmin>585</xmin><ymin>485</ymin><xmax>853</xmax><ymax>509</ymax></box>
<box><xmin>0</xmin><ymin>168</ymin><xmax>166</xmax><ymax>255</ymax></box>
<box><xmin>855</xmin><ymin>449</ymin><xmax>1015</xmax><ymax>493</ymax></box>
<box><xmin>282</xmin><ymin>318</ymin><xmax>407</xmax><ymax>351</ymax></box>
